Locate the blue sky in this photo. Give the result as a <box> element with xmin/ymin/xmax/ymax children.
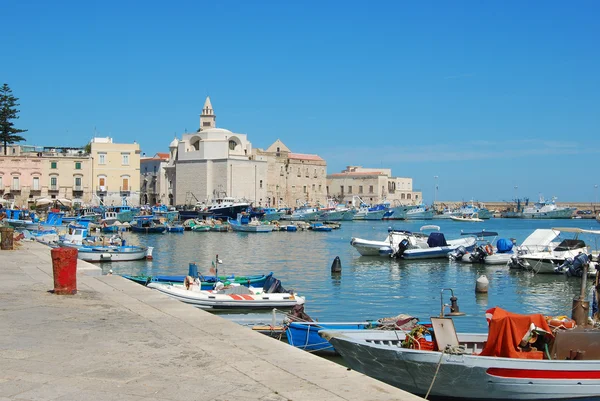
<box><xmin>2</xmin><ymin>0</ymin><xmax>599</xmax><ymax>203</ymax></box>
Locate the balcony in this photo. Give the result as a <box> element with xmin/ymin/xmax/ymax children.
<box><xmin>30</xmin><ymin>189</ymin><xmax>42</xmax><ymax>196</ymax></box>
<box><xmin>96</xmin><ymin>186</ymin><xmax>108</xmax><ymax>193</ymax></box>
<box><xmin>48</xmin><ymin>186</ymin><xmax>59</xmax><ymax>193</ymax></box>
<box><xmin>72</xmin><ymin>186</ymin><xmax>83</xmax><ymax>196</ymax></box>
<box><xmin>120</xmin><ymin>186</ymin><xmax>130</xmax><ymax>196</ymax></box>
<box><xmin>11</xmin><ymin>186</ymin><xmax>21</xmax><ymax>193</ymax></box>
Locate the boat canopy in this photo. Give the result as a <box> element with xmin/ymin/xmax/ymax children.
<box><xmin>554</xmin><ymin>239</ymin><xmax>586</xmax><ymax>252</ymax></box>
<box><xmin>520</xmin><ymin>229</ymin><xmax>558</xmax><ymax>247</ymax></box>
<box><xmin>461</xmin><ymin>231</ymin><xmax>498</xmax><ymax>237</ymax></box>
<box><xmin>551</xmin><ymin>227</ymin><xmax>600</xmax><ymax>235</ymax></box>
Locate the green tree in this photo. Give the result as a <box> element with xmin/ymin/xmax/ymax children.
<box><xmin>0</xmin><ymin>83</ymin><xmax>27</xmax><ymax>155</ymax></box>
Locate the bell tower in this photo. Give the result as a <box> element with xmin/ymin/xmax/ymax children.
<box><xmin>199</xmin><ymin>96</ymin><xmax>216</xmax><ymax>130</ymax></box>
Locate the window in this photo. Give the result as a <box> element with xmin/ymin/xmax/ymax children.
<box><xmin>312</xmin><ymin>184</ymin><xmax>315</xmax><ymax>192</ymax></box>
<box><xmin>122</xmin><ymin>176</ymin><xmax>130</xmax><ymax>191</ymax></box>
<box><xmin>153</xmin><ymin>166</ymin><xmax>157</xmax><ymax>173</ymax></box>
<box><xmin>98</xmin><ymin>176</ymin><xmax>106</xmax><ymax>191</ymax></box>
<box><xmin>297</xmin><ymin>168</ymin><xmax>301</xmax><ymax>177</ymax></box>
<box><xmin>369</xmin><ymin>185</ymin><xmax>374</xmax><ymax>193</ymax></box>
<box><xmin>259</xmin><ymin>180</ymin><xmax>263</xmax><ymax>189</ymax></box>
<box><xmin>292</xmin><ymin>185</ymin><xmax>296</xmax><ymax>191</ymax></box>
<box><xmin>98</xmin><ymin>153</ymin><xmax>106</xmax><ymax>165</ymax></box>
<box><xmin>50</xmin><ymin>177</ymin><xmax>57</xmax><ymax>190</ymax></box>
<box><xmin>415</xmin><ymin>194</ymin><xmax>419</xmax><ymax>199</ymax></box>
<box><xmin>313</xmin><ymin>168</ymin><xmax>317</xmax><ymax>178</ymax></box>
<box><xmin>12</xmin><ymin>176</ymin><xmax>20</xmax><ymax>190</ymax></box>
<box><xmin>122</xmin><ymin>153</ymin><xmax>130</xmax><ymax>165</ymax></box>
<box><xmin>75</xmin><ymin>162</ymin><xmax>81</xmax><ymax>170</ymax></box>
<box><xmin>51</xmin><ymin>162</ymin><xmax>57</xmax><ymax>169</ymax></box>
<box><xmin>303</xmin><ymin>185</ymin><xmax>307</xmax><ymax>193</ymax></box>
<box><xmin>348</xmin><ymin>186</ymin><xmax>353</xmax><ymax>194</ymax></box>
<box><xmin>318</xmin><ymin>184</ymin><xmax>321</xmax><ymax>192</ymax></box>
<box><xmin>401</xmin><ymin>194</ymin><xmax>406</xmax><ymax>199</ymax></box>
<box><xmin>229</xmin><ymin>140</ymin><xmax>236</xmax><ymax>151</ymax></box>
<box><xmin>305</xmin><ymin>168</ymin><xmax>309</xmax><ymax>178</ymax></box>
<box><xmin>359</xmin><ymin>185</ymin><xmax>363</xmax><ymax>194</ymax></box>
<box><xmin>32</xmin><ymin>177</ymin><xmax>40</xmax><ymax>190</ymax></box>
<box><xmin>407</xmin><ymin>194</ymin><xmax>412</xmax><ymax>200</ymax></box>
<box><xmin>280</xmin><ymin>166</ymin><xmax>284</xmax><ymax>176</ymax></box>
<box><xmin>0</xmin><ymin>176</ymin><xmax>3</xmax><ymax>189</ymax></box>
<box><xmin>203</xmin><ymin>121</ymin><xmax>211</xmax><ymax>127</ymax></box>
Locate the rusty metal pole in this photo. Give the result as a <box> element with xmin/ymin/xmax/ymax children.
<box><xmin>571</xmin><ymin>261</ymin><xmax>590</xmax><ymax>326</ymax></box>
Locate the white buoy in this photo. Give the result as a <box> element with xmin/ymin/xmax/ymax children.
<box><xmin>476</xmin><ymin>274</ymin><xmax>489</xmax><ymax>293</ymax></box>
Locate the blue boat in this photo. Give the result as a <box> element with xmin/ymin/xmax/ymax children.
<box><xmin>122</xmin><ymin>272</ymin><xmax>274</xmax><ymax>290</ymax></box>
<box><xmin>310</xmin><ymin>222</ymin><xmax>332</xmax><ymax>232</ymax></box>
<box><xmin>130</xmin><ymin>215</ymin><xmax>166</xmax><ymax>233</ymax></box>
<box><xmin>285</xmin><ymin>321</ymin><xmax>378</xmax><ymax>355</ymax></box>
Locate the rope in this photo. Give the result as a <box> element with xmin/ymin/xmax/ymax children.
<box><xmin>424</xmin><ymin>345</ymin><xmax>466</xmax><ymax>400</ymax></box>
<box><xmin>424</xmin><ymin>347</ymin><xmax>444</xmax><ymax>400</ymax></box>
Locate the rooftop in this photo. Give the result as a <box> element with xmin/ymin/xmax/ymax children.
<box><xmin>288</xmin><ymin>152</ymin><xmax>324</xmax><ymax>162</ymax></box>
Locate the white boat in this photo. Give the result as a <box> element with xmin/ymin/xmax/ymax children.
<box><xmin>76</xmin><ymin>245</ymin><xmax>152</xmax><ymax>262</ymax></box>
<box><xmin>350</xmin><ymin>229</ymin><xmax>429</xmax><ymax>257</ymax></box>
<box><xmin>352</xmin><ymin>204</ymin><xmax>387</xmax><ymax>220</ymax></box>
<box><xmin>228</xmin><ymin>213</ymin><xmax>274</xmax><ymax>233</ymax></box>
<box><xmin>449</xmin><ymin>232</ymin><xmax>516</xmax><ymax>265</ymax></box>
<box><xmin>384</xmin><ymin>204</ymin><xmax>418</xmax><ymax>220</ymax></box>
<box><xmin>196</xmin><ymin>196</ymin><xmax>251</xmax><ymax>221</ymax></box>
<box><xmin>450</xmin><ymin>212</ymin><xmax>483</xmax><ymax>222</ymax></box>
<box><xmin>512</xmin><ymin>227</ymin><xmax>597</xmax><ymax>274</ymax></box>
<box><xmin>321</xmin><ymin>308</ymin><xmax>600</xmax><ymax>400</ymax></box>
<box><xmin>392</xmin><ymin>226</ymin><xmax>477</xmax><ymax>259</ymax></box>
<box><xmin>147</xmin><ymin>279</ymin><xmax>304</xmax><ymax>310</ymax></box>
<box><xmin>521</xmin><ymin>196</ymin><xmax>576</xmax><ymax>219</ymax></box>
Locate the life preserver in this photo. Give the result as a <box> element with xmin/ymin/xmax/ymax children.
<box><xmin>485</xmin><ymin>245</ymin><xmax>493</xmax><ymax>255</ymax></box>
<box><xmin>184</xmin><ymin>275</ymin><xmax>194</xmax><ymax>290</ymax></box>
<box><xmin>547</xmin><ymin>316</ymin><xmax>576</xmax><ymax>330</ymax></box>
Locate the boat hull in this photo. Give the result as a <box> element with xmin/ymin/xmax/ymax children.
<box><xmin>285</xmin><ymin>322</ymin><xmax>376</xmax><ymax>355</ymax></box>
<box><xmin>76</xmin><ymin>245</ymin><xmax>149</xmax><ymax>262</ymax></box>
<box><xmin>324</xmin><ymin>331</ymin><xmax>600</xmax><ymax>400</ymax></box>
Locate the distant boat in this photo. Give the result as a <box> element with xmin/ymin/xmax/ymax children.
<box><xmin>228</xmin><ymin>213</ymin><xmax>274</xmax><ymax>233</ymax></box>
<box><xmin>450</xmin><ymin>213</ymin><xmax>483</xmax><ymax>222</ymax></box>
<box><xmin>521</xmin><ymin>196</ymin><xmax>576</xmax><ymax>219</ymax></box>
<box><xmin>130</xmin><ymin>215</ymin><xmax>166</xmax><ymax>233</ymax></box>
<box><xmin>76</xmin><ymin>245</ymin><xmax>152</xmax><ymax>262</ymax></box>
<box><xmin>404</xmin><ymin>205</ymin><xmax>434</xmax><ymax>220</ymax></box>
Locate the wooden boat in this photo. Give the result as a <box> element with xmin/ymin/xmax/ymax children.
<box><xmin>285</xmin><ymin>321</ymin><xmax>379</xmax><ymax>355</ymax></box>
<box><xmin>76</xmin><ymin>245</ymin><xmax>153</xmax><ymax>262</ymax></box>
<box><xmin>130</xmin><ymin>215</ymin><xmax>166</xmax><ymax>233</ymax></box>
<box><xmin>166</xmin><ymin>222</ymin><xmax>185</xmax><ymax>232</ymax></box>
<box><xmin>228</xmin><ymin>213</ymin><xmax>274</xmax><ymax>233</ymax></box>
<box><xmin>321</xmin><ymin>307</ymin><xmax>600</xmax><ymax>400</ymax></box>
<box><xmin>147</xmin><ymin>279</ymin><xmax>303</xmax><ymax>310</ymax></box>
<box><xmin>122</xmin><ymin>272</ymin><xmax>274</xmax><ymax>290</ymax></box>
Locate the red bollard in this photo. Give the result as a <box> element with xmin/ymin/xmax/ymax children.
<box><xmin>51</xmin><ymin>247</ymin><xmax>78</xmax><ymax>295</ymax></box>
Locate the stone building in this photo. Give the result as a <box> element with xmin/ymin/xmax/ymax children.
<box><xmin>90</xmin><ymin>137</ymin><xmax>141</xmax><ymax>206</ymax></box>
<box><xmin>327</xmin><ymin>166</ymin><xmax>422</xmax><ymax>205</ymax></box>
<box><xmin>165</xmin><ymin>97</ymin><xmax>268</xmax><ymax>206</ymax></box>
<box><xmin>140</xmin><ymin>153</ymin><xmax>169</xmax><ymax>205</ymax></box>
<box><xmin>254</xmin><ymin>139</ymin><xmax>327</xmax><ymax>207</ymax></box>
<box><xmin>0</xmin><ymin>144</ymin><xmax>91</xmax><ymax>208</ymax></box>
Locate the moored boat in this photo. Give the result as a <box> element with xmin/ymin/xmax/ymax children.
<box><xmin>122</xmin><ymin>272</ymin><xmax>274</xmax><ymax>290</ymax></box>
<box><xmin>76</xmin><ymin>245</ymin><xmax>152</xmax><ymax>262</ymax></box>
<box><xmin>228</xmin><ymin>213</ymin><xmax>274</xmax><ymax>233</ymax></box>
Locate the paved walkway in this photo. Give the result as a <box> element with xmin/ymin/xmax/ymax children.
<box><xmin>0</xmin><ymin>241</ymin><xmax>422</xmax><ymax>401</ymax></box>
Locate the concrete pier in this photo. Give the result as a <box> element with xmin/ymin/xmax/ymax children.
<box><xmin>0</xmin><ymin>241</ymin><xmax>422</xmax><ymax>401</ymax></box>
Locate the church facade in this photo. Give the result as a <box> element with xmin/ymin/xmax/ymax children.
<box><xmin>165</xmin><ymin>97</ymin><xmax>268</xmax><ymax>206</ymax></box>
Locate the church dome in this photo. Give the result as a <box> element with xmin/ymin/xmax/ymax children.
<box><xmin>169</xmin><ymin>138</ymin><xmax>179</xmax><ymax>148</ymax></box>
<box><xmin>201</xmin><ymin>128</ymin><xmax>233</xmax><ymax>135</ymax></box>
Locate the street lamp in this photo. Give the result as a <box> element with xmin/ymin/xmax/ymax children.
<box><xmin>434</xmin><ymin>176</ymin><xmax>439</xmax><ymax>206</ymax></box>
<box><xmin>514</xmin><ymin>185</ymin><xmax>518</xmax><ymax>200</ymax></box>
<box><xmin>595</xmin><ymin>184</ymin><xmax>598</xmax><ymax>212</ymax></box>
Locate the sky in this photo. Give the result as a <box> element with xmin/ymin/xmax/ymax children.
<box><xmin>2</xmin><ymin>0</ymin><xmax>599</xmax><ymax>203</ymax></box>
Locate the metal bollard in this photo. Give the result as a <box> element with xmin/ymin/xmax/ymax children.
<box><xmin>51</xmin><ymin>247</ymin><xmax>78</xmax><ymax>295</ymax></box>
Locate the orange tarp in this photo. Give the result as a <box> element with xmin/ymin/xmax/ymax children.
<box><xmin>480</xmin><ymin>307</ymin><xmax>553</xmax><ymax>359</ymax></box>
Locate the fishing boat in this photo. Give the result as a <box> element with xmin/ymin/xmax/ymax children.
<box><xmin>310</xmin><ymin>222</ymin><xmax>332</xmax><ymax>232</ymax></box>
<box><xmin>321</xmin><ymin>307</ymin><xmax>600</xmax><ymax>400</ymax></box>
<box><xmin>258</xmin><ymin>208</ymin><xmax>284</xmax><ymax>222</ymax></box>
<box><xmin>165</xmin><ymin>221</ymin><xmax>185</xmax><ymax>232</ymax></box>
<box><xmin>521</xmin><ymin>196</ymin><xmax>576</xmax><ymax>219</ymax></box>
<box><xmin>391</xmin><ymin>225</ymin><xmax>477</xmax><ymax>259</ymax></box>
<box><xmin>289</xmin><ymin>205</ymin><xmax>320</xmax><ymax>221</ymax></box>
<box><xmin>285</xmin><ymin>321</ymin><xmax>379</xmax><ymax>355</ymax></box>
<box><xmin>228</xmin><ymin>213</ymin><xmax>274</xmax><ymax>233</ymax></box>
<box><xmin>130</xmin><ymin>215</ymin><xmax>167</xmax><ymax>233</ymax></box>
<box><xmin>147</xmin><ymin>276</ymin><xmax>303</xmax><ymax>310</ymax></box>
<box><xmin>196</xmin><ymin>196</ymin><xmax>251</xmax><ymax>221</ymax></box>
<box><xmin>404</xmin><ymin>205</ymin><xmax>434</xmax><ymax>220</ymax></box>
<box><xmin>76</xmin><ymin>245</ymin><xmax>153</xmax><ymax>262</ymax></box>
<box><xmin>450</xmin><ymin>212</ymin><xmax>483</xmax><ymax>222</ymax></box>
<box><xmin>352</xmin><ymin>202</ymin><xmax>388</xmax><ymax>221</ymax></box>
<box><xmin>188</xmin><ymin>220</ymin><xmax>211</xmax><ymax>232</ymax></box>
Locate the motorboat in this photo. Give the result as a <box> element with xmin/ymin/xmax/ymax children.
<box><xmin>228</xmin><ymin>213</ymin><xmax>274</xmax><ymax>233</ymax></box>
<box><xmin>521</xmin><ymin>195</ymin><xmax>576</xmax><ymax>219</ymax></box>
<box><xmin>404</xmin><ymin>205</ymin><xmax>434</xmax><ymax>220</ymax></box>
<box><xmin>76</xmin><ymin>245</ymin><xmax>153</xmax><ymax>262</ymax></box>
<box><xmin>130</xmin><ymin>215</ymin><xmax>167</xmax><ymax>233</ymax></box>
<box><xmin>310</xmin><ymin>222</ymin><xmax>332</xmax><ymax>232</ymax></box>
<box><xmin>196</xmin><ymin>197</ymin><xmax>251</xmax><ymax>221</ymax></box>
<box><xmin>450</xmin><ymin>212</ymin><xmax>483</xmax><ymax>222</ymax></box>
<box><xmin>147</xmin><ymin>276</ymin><xmax>303</xmax><ymax>310</ymax></box>
<box><xmin>449</xmin><ymin>232</ymin><xmax>516</xmax><ymax>265</ymax></box>
<box><xmin>350</xmin><ymin>228</ymin><xmax>429</xmax><ymax>257</ymax></box>
<box><xmin>122</xmin><ymin>272</ymin><xmax>274</xmax><ymax>291</ymax></box>
<box><xmin>392</xmin><ymin>225</ymin><xmax>476</xmax><ymax>259</ymax></box>
<box><xmin>511</xmin><ymin>227</ymin><xmax>597</xmax><ymax>274</ymax></box>
<box><xmin>320</xmin><ymin>307</ymin><xmax>600</xmax><ymax>400</ymax></box>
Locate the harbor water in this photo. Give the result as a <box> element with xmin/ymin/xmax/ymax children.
<box><xmin>100</xmin><ymin>218</ymin><xmax>600</xmax><ymax>333</ymax></box>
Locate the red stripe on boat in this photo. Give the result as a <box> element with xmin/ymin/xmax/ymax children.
<box><xmin>487</xmin><ymin>368</ymin><xmax>600</xmax><ymax>379</ymax></box>
<box><xmin>240</xmin><ymin>295</ymin><xmax>254</xmax><ymax>300</ymax></box>
<box><xmin>229</xmin><ymin>294</ymin><xmax>243</xmax><ymax>300</ymax></box>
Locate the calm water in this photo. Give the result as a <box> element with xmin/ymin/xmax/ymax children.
<box><xmin>101</xmin><ymin>218</ymin><xmax>600</xmax><ymax>332</ymax></box>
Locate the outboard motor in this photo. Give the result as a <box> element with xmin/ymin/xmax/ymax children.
<box><xmin>393</xmin><ymin>239</ymin><xmax>410</xmax><ymax>259</ymax></box>
<box><xmin>566</xmin><ymin>253</ymin><xmax>589</xmax><ymax>277</ymax></box>
<box><xmin>469</xmin><ymin>245</ymin><xmax>487</xmax><ymax>263</ymax></box>
<box><xmin>449</xmin><ymin>245</ymin><xmax>467</xmax><ymax>261</ymax></box>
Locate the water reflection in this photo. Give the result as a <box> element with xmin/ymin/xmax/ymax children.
<box><xmin>100</xmin><ymin>219</ymin><xmax>594</xmax><ymax>332</ymax></box>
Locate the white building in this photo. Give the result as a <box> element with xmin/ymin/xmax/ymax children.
<box><xmin>165</xmin><ymin>97</ymin><xmax>268</xmax><ymax>206</ymax></box>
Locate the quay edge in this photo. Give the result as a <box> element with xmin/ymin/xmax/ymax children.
<box><xmin>0</xmin><ymin>241</ymin><xmax>423</xmax><ymax>401</ymax></box>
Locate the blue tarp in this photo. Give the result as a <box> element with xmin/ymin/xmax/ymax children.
<box><xmin>427</xmin><ymin>232</ymin><xmax>448</xmax><ymax>247</ymax></box>
<box><xmin>496</xmin><ymin>238</ymin><xmax>513</xmax><ymax>253</ymax></box>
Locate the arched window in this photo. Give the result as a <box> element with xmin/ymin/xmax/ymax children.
<box><xmin>407</xmin><ymin>194</ymin><xmax>412</xmax><ymax>200</ymax></box>
<box><xmin>229</xmin><ymin>140</ymin><xmax>236</xmax><ymax>151</ymax></box>
<box><xmin>401</xmin><ymin>193</ymin><xmax>406</xmax><ymax>199</ymax></box>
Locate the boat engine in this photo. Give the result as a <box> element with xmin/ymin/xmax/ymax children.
<box><xmin>555</xmin><ymin>253</ymin><xmax>590</xmax><ymax>277</ymax></box>
<box><xmin>393</xmin><ymin>239</ymin><xmax>410</xmax><ymax>259</ymax></box>
<box><xmin>448</xmin><ymin>246</ymin><xmax>467</xmax><ymax>261</ymax></box>
<box><xmin>469</xmin><ymin>245</ymin><xmax>488</xmax><ymax>263</ymax></box>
